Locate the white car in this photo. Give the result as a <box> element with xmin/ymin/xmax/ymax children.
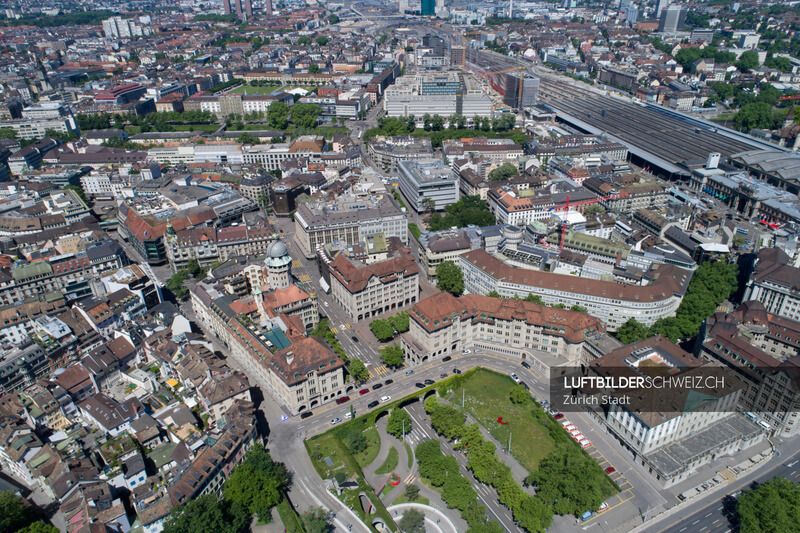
<box><xmin>324</xmin><ymin>301</ymin><xmax>329</xmax><ymax>307</ymax></box>
<box><xmin>331</xmin><ymin>418</ymin><xmax>342</xmax><ymax>425</ymax></box>
<box><xmin>380</xmin><ymin>395</ymin><xmax>392</xmax><ymax>403</ymax></box>
<box><xmin>568</xmin><ymin>428</ymin><xmax>582</xmax><ymax>436</ymax></box>
<box><xmin>344</xmin><ymin>412</ymin><xmax>352</xmax><ymax>419</ymax></box>
<box><xmin>510</xmin><ymin>373</ymin><xmax>520</xmax><ymax>383</ymax></box>
<box><xmin>598</xmin><ymin>502</ymin><xmax>609</xmax><ymax>513</ymax></box>
<box><xmin>572</xmin><ymin>433</ymin><xmax>585</xmax><ymax>441</ymax></box>
<box><xmin>560</xmin><ymin>419</ymin><xmax>571</xmax><ymax>427</ymax></box>
<box><xmin>564</xmin><ymin>424</ymin><xmax>577</xmax><ymax>431</ymax></box>
<box><xmin>461</xmin><ymin>349</ymin><xmax>472</xmax><ymax>355</ymax></box>
<box><xmin>580</xmin><ymin>439</ymin><xmax>592</xmax><ymax>448</ymax></box>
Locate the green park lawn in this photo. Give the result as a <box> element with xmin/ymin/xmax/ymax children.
<box><xmin>353</xmin><ymin>427</ymin><xmax>381</xmax><ymax>468</ymax></box>
<box><xmin>451</xmin><ymin>368</ymin><xmax>555</xmax><ymax>473</ymax></box>
<box><xmin>376</xmin><ymin>446</ymin><xmax>399</xmax><ymax>475</ymax></box>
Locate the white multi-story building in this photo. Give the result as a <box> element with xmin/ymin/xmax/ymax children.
<box><xmin>589</xmin><ymin>335</ymin><xmax>762</xmax><ymax>487</ymax></box>
<box><xmin>743</xmin><ymin>248</ymin><xmax>800</xmax><ymax>322</ymax></box>
<box><xmin>397</xmin><ymin>159</ymin><xmax>460</xmax><ymax>212</ymax></box>
<box><xmin>294</xmin><ymin>195</ymin><xmax>407</xmax><ymax>258</ymax></box>
<box><xmin>457</xmin><ymin>249</ymin><xmax>692</xmax><ymax>331</ymax></box>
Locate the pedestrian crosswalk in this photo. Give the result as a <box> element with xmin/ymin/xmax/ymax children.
<box><xmin>368</xmin><ymin>364</ymin><xmax>390</xmax><ymax>379</ymax></box>
<box><xmin>291</xmin><ymin>259</ymin><xmax>303</xmax><ymax>268</ymax></box>
<box><xmin>403</xmin><ymin>473</ymin><xmax>416</xmax><ymax>485</ymax></box>
<box><xmin>403</xmin><ymin>425</ymin><xmax>435</xmax><ymax>447</ymax></box>
<box><xmin>297</xmin><ymin>274</ymin><xmax>311</xmax><ymax>282</ymax></box>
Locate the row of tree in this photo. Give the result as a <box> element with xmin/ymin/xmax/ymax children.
<box><xmin>415</xmin><ymin>439</ymin><xmax>505</xmax><ymax>533</ymax></box>
<box><xmin>264</xmin><ymin>101</ymin><xmax>322</xmax><ymax>130</ymax></box>
<box><xmin>615</xmin><ymin>260</ymin><xmax>738</xmax><ymax>344</ymax></box>
<box><xmin>424</xmin><ymin>397</ymin><xmax>553</xmax><ymax>532</ymax></box>
<box><xmin>310</xmin><ymin>318</ymin><xmax>371</xmax><ymax>383</ymax></box>
<box><xmin>364</xmin><ymin>115</ymin><xmax>529</xmax><ymax>148</ymax></box>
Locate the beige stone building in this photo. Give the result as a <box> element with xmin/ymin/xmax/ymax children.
<box><xmin>401</xmin><ymin>292</ymin><xmax>602</xmax><ymax>370</ymax></box>
<box><xmin>328</xmin><ymin>250</ymin><xmax>419</xmax><ymax>322</ymax></box>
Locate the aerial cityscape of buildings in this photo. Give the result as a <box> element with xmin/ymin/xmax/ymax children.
<box><xmin>0</xmin><ymin>0</ymin><xmax>799</xmax><ymax>532</ymax></box>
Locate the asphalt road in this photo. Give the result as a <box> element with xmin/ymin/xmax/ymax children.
<box><xmin>651</xmin><ymin>445</ymin><xmax>800</xmax><ymax>533</ymax></box>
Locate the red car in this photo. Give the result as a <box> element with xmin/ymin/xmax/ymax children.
<box><xmin>605</xmin><ymin>466</ymin><xmax>616</xmax><ymax>474</ymax></box>
<box><xmin>359</xmin><ymin>388</ymin><xmax>370</xmax><ymax>395</ymax></box>
<box><xmin>554</xmin><ymin>413</ymin><xmax>564</xmax><ymax>420</ymax></box>
<box><xmin>336</xmin><ymin>396</ymin><xmax>351</xmax><ymax>404</ymax></box>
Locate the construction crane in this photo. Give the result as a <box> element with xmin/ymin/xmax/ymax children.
<box><xmin>458</xmin><ymin>29</ymin><xmax>482</xmax><ymax>67</ymax></box>
<box><xmin>550</xmin><ymin>192</ymin><xmax>630</xmax><ymax>249</ymax></box>
<box><xmin>484</xmin><ymin>65</ymin><xmax>533</xmax><ymax>130</ymax></box>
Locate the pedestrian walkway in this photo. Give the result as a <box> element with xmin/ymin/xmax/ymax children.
<box><xmin>368</xmin><ymin>364</ymin><xmax>390</xmax><ymax>379</ymax></box>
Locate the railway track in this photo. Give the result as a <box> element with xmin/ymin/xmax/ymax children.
<box><xmin>467</xmin><ymin>49</ymin><xmax>766</xmax><ymax>165</ymax></box>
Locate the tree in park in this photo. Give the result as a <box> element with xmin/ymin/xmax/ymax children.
<box><xmin>380</xmin><ymin>344</ymin><xmax>405</xmax><ymax>369</ymax></box>
<box><xmin>344</xmin><ymin>430</ymin><xmax>368</xmax><ymax>453</ymax></box>
<box><xmin>488</xmin><ymin>161</ymin><xmax>518</xmax><ymax>181</ymax></box>
<box><xmin>436</xmin><ymin>261</ymin><xmax>464</xmax><ymax>296</ymax></box>
<box><xmin>527</xmin><ymin>446</ymin><xmax>614</xmax><ymax>518</ymax></box>
<box><xmin>297</xmin><ymin>36</ymin><xmax>312</xmax><ymax>45</ymax></box>
<box><xmin>736</xmin><ymin>477</ymin><xmax>800</xmax><ymax>533</ymax></box>
<box><xmin>308</xmin><ymin>63</ymin><xmax>321</xmax><ymax>74</ymax></box>
<box><xmin>348</xmin><ymin>359</ymin><xmax>369</xmax><ymax>382</ymax></box>
<box><xmin>315</xmin><ymin>36</ymin><xmax>328</xmax><ymax>46</ymax></box>
<box><xmin>301</xmin><ymin>507</ymin><xmax>332</xmax><ymax>533</ymax></box>
<box><xmin>369</xmin><ymin>319</ymin><xmax>395</xmax><ymax>341</ymax></box>
<box><xmin>386</xmin><ymin>408</ymin><xmax>412</xmax><ymax>439</ymax></box>
<box><xmin>398</xmin><ymin>508</ymin><xmax>426</xmax><ymax>533</ymax></box>
<box><xmin>162</xmin><ymin>494</ymin><xmax>249</xmax><ymax>533</ymax></box>
<box><xmin>290</xmin><ymin>103</ymin><xmax>322</xmax><ymax>128</ymax></box>
<box><xmin>404</xmin><ymin>483</ymin><xmax>420</xmax><ymax>502</ymax></box>
<box><xmin>509</xmin><ymin>384</ymin><xmax>530</xmax><ymax>404</ymax></box>
<box><xmin>267</xmin><ymin>101</ymin><xmax>289</xmax><ymax>129</ymax></box>
<box><xmin>328</xmin><ymin>14</ymin><xmax>340</xmax><ymax>24</ymax></box>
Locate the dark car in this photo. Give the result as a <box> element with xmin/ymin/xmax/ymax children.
<box><xmin>352</xmin><ymin>336</ymin><xmax>359</xmax><ymax>342</ymax></box>
<box><xmin>520</xmin><ymin>381</ymin><xmax>530</xmax><ymax>390</ymax></box>
<box><xmin>367</xmin><ymin>401</ymin><xmax>379</xmax><ymax>409</ymax></box>
<box><xmin>300</xmin><ymin>411</ymin><xmax>313</xmax><ymax>419</ymax></box>
<box><xmin>415</xmin><ymin>382</ymin><xmax>426</xmax><ymax>389</ymax></box>
<box><xmin>336</xmin><ymin>396</ymin><xmax>351</xmax><ymax>405</ymax></box>
<box><xmin>424</xmin><ymin>379</ymin><xmax>435</xmax><ymax>385</ymax></box>
<box><xmin>359</xmin><ymin>388</ymin><xmax>370</xmax><ymax>395</ymax></box>
<box><xmin>521</xmin><ymin>361</ymin><xmax>531</xmax><ymax>369</ymax></box>
<box><xmin>605</xmin><ymin>466</ymin><xmax>616</xmax><ymax>474</ymax></box>
<box><xmin>373</xmin><ymin>383</ymin><xmax>383</xmax><ymax>390</ymax></box>
<box><xmin>453</xmin><ymin>368</ymin><xmax>462</xmax><ymax>374</ymax></box>
<box><xmin>385</xmin><ymin>379</ymin><xmax>394</xmax><ymax>385</ymax></box>
<box><xmin>440</xmin><ymin>373</ymin><xmax>448</xmax><ymax>379</ymax></box>
<box><xmin>443</xmin><ymin>356</ymin><xmax>452</xmax><ymax>362</ymax></box>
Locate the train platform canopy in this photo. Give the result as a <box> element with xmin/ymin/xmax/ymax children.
<box><xmin>730</xmin><ymin>150</ymin><xmax>800</xmax><ymax>193</ymax></box>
